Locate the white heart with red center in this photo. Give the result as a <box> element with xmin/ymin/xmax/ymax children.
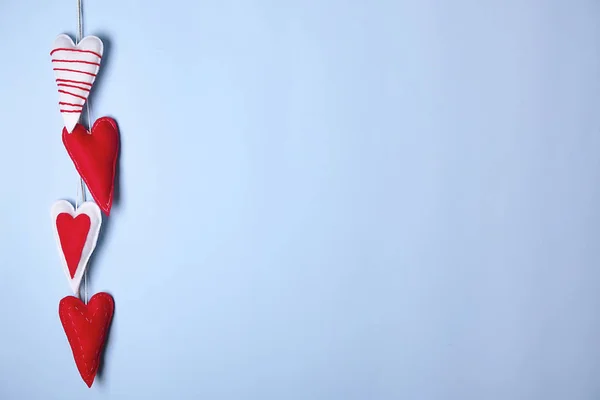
<box><xmin>51</xmin><ymin>34</ymin><xmax>103</xmax><ymax>133</ymax></box>
<box><xmin>51</xmin><ymin>200</ymin><xmax>102</xmax><ymax>295</ymax></box>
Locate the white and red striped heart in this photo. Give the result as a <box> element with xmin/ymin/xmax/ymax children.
<box><xmin>51</xmin><ymin>200</ymin><xmax>102</xmax><ymax>295</ymax></box>
<box><xmin>51</xmin><ymin>34</ymin><xmax>103</xmax><ymax>133</ymax></box>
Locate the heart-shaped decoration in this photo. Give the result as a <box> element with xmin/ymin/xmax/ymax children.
<box><xmin>63</xmin><ymin>117</ymin><xmax>119</xmax><ymax>215</ymax></box>
<box><xmin>51</xmin><ymin>200</ymin><xmax>102</xmax><ymax>295</ymax></box>
<box><xmin>59</xmin><ymin>292</ymin><xmax>114</xmax><ymax>387</ymax></box>
<box><xmin>51</xmin><ymin>34</ymin><xmax>103</xmax><ymax>133</ymax></box>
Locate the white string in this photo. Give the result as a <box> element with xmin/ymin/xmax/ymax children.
<box><xmin>76</xmin><ymin>0</ymin><xmax>90</xmax><ymax>304</ymax></box>
<box><xmin>76</xmin><ymin>0</ymin><xmax>83</xmax><ymax>42</ymax></box>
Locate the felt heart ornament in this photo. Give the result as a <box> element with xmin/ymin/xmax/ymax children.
<box><xmin>51</xmin><ymin>200</ymin><xmax>102</xmax><ymax>295</ymax></box>
<box><xmin>59</xmin><ymin>292</ymin><xmax>114</xmax><ymax>387</ymax></box>
<box><xmin>63</xmin><ymin>117</ymin><xmax>119</xmax><ymax>215</ymax></box>
<box><xmin>51</xmin><ymin>34</ymin><xmax>103</xmax><ymax>133</ymax></box>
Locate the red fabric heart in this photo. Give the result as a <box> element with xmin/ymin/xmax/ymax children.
<box><xmin>63</xmin><ymin>117</ymin><xmax>119</xmax><ymax>215</ymax></box>
<box><xmin>56</xmin><ymin>213</ymin><xmax>91</xmax><ymax>278</ymax></box>
<box><xmin>59</xmin><ymin>292</ymin><xmax>114</xmax><ymax>387</ymax></box>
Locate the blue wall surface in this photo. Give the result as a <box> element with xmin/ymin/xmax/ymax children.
<box><xmin>1</xmin><ymin>1</ymin><xmax>600</xmax><ymax>399</ymax></box>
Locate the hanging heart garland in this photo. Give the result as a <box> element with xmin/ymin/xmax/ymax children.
<box><xmin>50</xmin><ymin>18</ymin><xmax>119</xmax><ymax>387</ymax></box>
<box><xmin>59</xmin><ymin>292</ymin><xmax>114</xmax><ymax>388</ymax></box>
<box><xmin>63</xmin><ymin>117</ymin><xmax>119</xmax><ymax>215</ymax></box>
<box><xmin>51</xmin><ymin>200</ymin><xmax>102</xmax><ymax>295</ymax></box>
<box><xmin>51</xmin><ymin>34</ymin><xmax>103</xmax><ymax>133</ymax></box>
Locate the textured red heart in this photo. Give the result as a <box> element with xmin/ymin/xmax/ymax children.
<box><xmin>56</xmin><ymin>213</ymin><xmax>91</xmax><ymax>278</ymax></box>
<box><xmin>63</xmin><ymin>117</ymin><xmax>119</xmax><ymax>215</ymax></box>
<box><xmin>59</xmin><ymin>292</ymin><xmax>114</xmax><ymax>387</ymax></box>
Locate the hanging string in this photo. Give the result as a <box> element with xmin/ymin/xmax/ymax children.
<box><xmin>76</xmin><ymin>0</ymin><xmax>83</xmax><ymax>42</ymax></box>
<box><xmin>76</xmin><ymin>0</ymin><xmax>90</xmax><ymax>305</ymax></box>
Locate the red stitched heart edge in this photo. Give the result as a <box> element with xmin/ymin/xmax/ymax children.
<box><xmin>59</xmin><ymin>292</ymin><xmax>114</xmax><ymax>387</ymax></box>
<box><xmin>62</xmin><ymin>117</ymin><xmax>119</xmax><ymax>215</ymax></box>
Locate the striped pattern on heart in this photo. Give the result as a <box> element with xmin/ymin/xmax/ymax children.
<box><xmin>51</xmin><ymin>34</ymin><xmax>103</xmax><ymax>133</ymax></box>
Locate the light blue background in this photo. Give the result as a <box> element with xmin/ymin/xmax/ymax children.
<box><xmin>1</xmin><ymin>0</ymin><xmax>600</xmax><ymax>399</ymax></box>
